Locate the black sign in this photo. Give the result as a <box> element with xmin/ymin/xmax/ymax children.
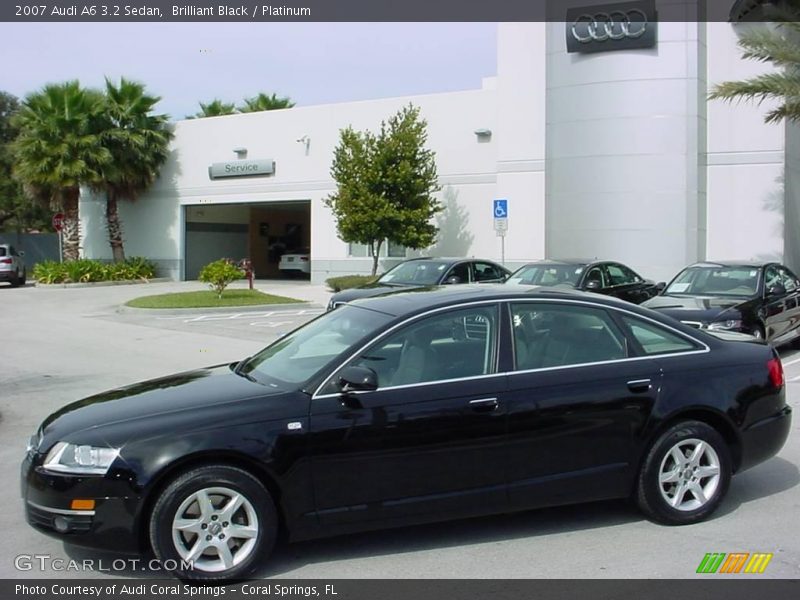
<box><xmin>565</xmin><ymin>0</ymin><xmax>657</xmax><ymax>54</ymax></box>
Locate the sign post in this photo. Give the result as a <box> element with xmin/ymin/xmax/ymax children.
<box><xmin>493</xmin><ymin>199</ymin><xmax>508</xmax><ymax>265</ymax></box>
<box><xmin>52</xmin><ymin>213</ymin><xmax>64</xmax><ymax>263</ymax></box>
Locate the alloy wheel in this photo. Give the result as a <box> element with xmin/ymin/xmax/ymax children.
<box><xmin>657</xmin><ymin>438</ymin><xmax>721</xmax><ymax>512</ymax></box>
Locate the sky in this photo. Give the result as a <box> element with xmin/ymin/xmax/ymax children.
<box><xmin>0</xmin><ymin>22</ymin><xmax>497</xmax><ymax>120</ymax></box>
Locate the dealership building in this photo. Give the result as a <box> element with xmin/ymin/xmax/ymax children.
<box><xmin>79</xmin><ymin>2</ymin><xmax>799</xmax><ymax>284</ymax></box>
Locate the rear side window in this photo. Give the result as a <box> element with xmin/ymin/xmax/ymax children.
<box><xmin>621</xmin><ymin>316</ymin><xmax>699</xmax><ymax>356</ymax></box>
<box><xmin>511</xmin><ymin>303</ymin><xmax>627</xmax><ymax>370</ymax></box>
<box><xmin>0</xmin><ymin>247</ymin><xmax>5</xmax><ymax>257</ymax></box>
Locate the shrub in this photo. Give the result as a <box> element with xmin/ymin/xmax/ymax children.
<box><xmin>32</xmin><ymin>257</ymin><xmax>158</xmax><ymax>284</ymax></box>
<box><xmin>326</xmin><ymin>274</ymin><xmax>379</xmax><ymax>292</ymax></box>
<box><xmin>199</xmin><ymin>259</ymin><xmax>244</xmax><ymax>298</ymax></box>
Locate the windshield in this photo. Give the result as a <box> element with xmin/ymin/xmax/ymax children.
<box><xmin>378</xmin><ymin>261</ymin><xmax>450</xmax><ymax>286</ymax></box>
<box><xmin>506</xmin><ymin>264</ymin><xmax>585</xmax><ymax>287</ymax></box>
<box><xmin>665</xmin><ymin>266</ymin><xmax>760</xmax><ymax>297</ymax></box>
<box><xmin>240</xmin><ymin>305</ymin><xmax>393</xmax><ymax>388</ymax></box>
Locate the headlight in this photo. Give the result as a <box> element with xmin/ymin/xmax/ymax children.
<box><xmin>707</xmin><ymin>319</ymin><xmax>744</xmax><ymax>331</ymax></box>
<box><xmin>43</xmin><ymin>442</ymin><xmax>120</xmax><ymax>475</ymax></box>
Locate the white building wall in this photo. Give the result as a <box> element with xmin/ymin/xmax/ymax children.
<box><xmin>706</xmin><ymin>21</ymin><xmax>785</xmax><ymax>265</ymax></box>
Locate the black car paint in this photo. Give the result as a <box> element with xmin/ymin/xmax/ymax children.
<box><xmin>22</xmin><ymin>285</ymin><xmax>790</xmax><ymax>554</ymax></box>
<box><xmin>643</xmin><ymin>262</ymin><xmax>800</xmax><ymax>345</ymax></box>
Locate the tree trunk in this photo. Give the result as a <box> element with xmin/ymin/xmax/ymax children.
<box><xmin>61</xmin><ymin>187</ymin><xmax>81</xmax><ymax>261</ymax></box>
<box><xmin>106</xmin><ymin>190</ymin><xmax>126</xmax><ymax>263</ymax></box>
<box><xmin>370</xmin><ymin>240</ymin><xmax>383</xmax><ymax>276</ymax></box>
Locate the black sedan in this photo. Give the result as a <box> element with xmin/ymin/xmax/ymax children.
<box><xmin>22</xmin><ymin>285</ymin><xmax>790</xmax><ymax>581</ymax></box>
<box><xmin>327</xmin><ymin>256</ymin><xmax>509</xmax><ymax>309</ymax></box>
<box><xmin>506</xmin><ymin>259</ymin><xmax>662</xmax><ymax>304</ymax></box>
<box><xmin>643</xmin><ymin>261</ymin><xmax>800</xmax><ymax>345</ymax></box>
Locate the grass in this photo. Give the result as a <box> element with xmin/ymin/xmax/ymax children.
<box><xmin>126</xmin><ymin>289</ymin><xmax>305</xmax><ymax>309</ymax></box>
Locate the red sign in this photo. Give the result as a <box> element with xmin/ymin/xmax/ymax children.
<box><xmin>52</xmin><ymin>213</ymin><xmax>65</xmax><ymax>232</ymax></box>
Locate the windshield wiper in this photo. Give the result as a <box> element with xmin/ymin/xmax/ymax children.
<box><xmin>232</xmin><ymin>358</ymin><xmax>257</xmax><ymax>382</ymax></box>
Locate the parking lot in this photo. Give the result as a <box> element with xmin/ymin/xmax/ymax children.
<box><xmin>2</xmin><ymin>281</ymin><xmax>799</xmax><ymax>579</ymax></box>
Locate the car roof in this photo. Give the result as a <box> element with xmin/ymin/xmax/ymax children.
<box><xmin>399</xmin><ymin>257</ymin><xmax>504</xmax><ymax>266</ymax></box>
<box><xmin>345</xmin><ymin>283</ymin><xmax>651</xmax><ymax>319</ymax></box>
<box><xmin>686</xmin><ymin>261</ymin><xmax>769</xmax><ymax>269</ymax></box>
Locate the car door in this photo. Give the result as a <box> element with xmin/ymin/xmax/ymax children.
<box><xmin>308</xmin><ymin>303</ymin><xmax>508</xmax><ymax>526</ymax></box>
<box><xmin>472</xmin><ymin>261</ymin><xmax>508</xmax><ymax>283</ymax></box>
<box><xmin>602</xmin><ymin>263</ymin><xmax>646</xmax><ymax>303</ymax></box>
<box><xmin>774</xmin><ymin>265</ymin><xmax>800</xmax><ymax>344</ymax></box>
<box><xmin>506</xmin><ymin>300</ymin><xmax>661</xmax><ymax>511</ymax></box>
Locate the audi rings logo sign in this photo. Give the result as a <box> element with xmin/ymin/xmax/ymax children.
<box><xmin>566</xmin><ymin>1</ymin><xmax>657</xmax><ymax>54</ymax></box>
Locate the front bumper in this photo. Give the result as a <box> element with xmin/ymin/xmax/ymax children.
<box><xmin>21</xmin><ymin>451</ymin><xmax>143</xmax><ymax>553</ymax></box>
<box><xmin>739</xmin><ymin>405</ymin><xmax>792</xmax><ymax>472</ymax></box>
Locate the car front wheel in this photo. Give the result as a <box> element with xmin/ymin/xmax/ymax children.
<box><xmin>636</xmin><ymin>420</ymin><xmax>731</xmax><ymax>525</ymax></box>
<box><xmin>149</xmin><ymin>465</ymin><xmax>277</xmax><ymax>581</ymax></box>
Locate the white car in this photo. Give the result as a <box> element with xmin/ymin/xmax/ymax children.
<box><xmin>279</xmin><ymin>248</ymin><xmax>310</xmax><ymax>275</ymax></box>
<box><xmin>0</xmin><ymin>244</ymin><xmax>26</xmax><ymax>287</ymax></box>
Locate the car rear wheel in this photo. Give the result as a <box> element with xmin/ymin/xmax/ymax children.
<box><xmin>19</xmin><ymin>269</ymin><xmax>26</xmax><ymax>285</ymax></box>
<box><xmin>149</xmin><ymin>465</ymin><xmax>277</xmax><ymax>581</ymax></box>
<box><xmin>636</xmin><ymin>420</ymin><xmax>731</xmax><ymax>525</ymax></box>
<box><xmin>10</xmin><ymin>271</ymin><xmax>20</xmax><ymax>287</ymax></box>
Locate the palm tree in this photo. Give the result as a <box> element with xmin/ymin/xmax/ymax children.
<box><xmin>191</xmin><ymin>99</ymin><xmax>237</xmax><ymax>118</ymax></box>
<box><xmin>709</xmin><ymin>2</ymin><xmax>800</xmax><ymax>124</ymax></box>
<box><xmin>11</xmin><ymin>81</ymin><xmax>110</xmax><ymax>260</ymax></box>
<box><xmin>238</xmin><ymin>92</ymin><xmax>295</xmax><ymax>113</ymax></box>
<box><xmin>100</xmin><ymin>77</ymin><xmax>173</xmax><ymax>262</ymax></box>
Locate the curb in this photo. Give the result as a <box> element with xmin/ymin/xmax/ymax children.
<box><xmin>35</xmin><ymin>278</ymin><xmax>173</xmax><ymax>289</ymax></box>
<box><xmin>116</xmin><ymin>302</ymin><xmax>324</xmax><ymax>315</ymax></box>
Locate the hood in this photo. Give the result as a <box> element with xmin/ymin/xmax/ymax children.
<box><xmin>642</xmin><ymin>294</ymin><xmax>748</xmax><ymax>324</ymax></box>
<box><xmin>39</xmin><ymin>364</ymin><xmax>283</xmax><ymax>445</ymax></box>
<box><xmin>331</xmin><ymin>282</ymin><xmax>419</xmax><ymax>304</ymax></box>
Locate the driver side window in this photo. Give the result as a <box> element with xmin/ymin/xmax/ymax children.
<box><xmin>330</xmin><ymin>305</ymin><xmax>499</xmax><ymax>391</ymax></box>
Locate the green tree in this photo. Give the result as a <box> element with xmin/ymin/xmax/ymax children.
<box><xmin>709</xmin><ymin>1</ymin><xmax>800</xmax><ymax>124</ymax></box>
<box><xmin>11</xmin><ymin>81</ymin><xmax>111</xmax><ymax>259</ymax></box>
<box><xmin>191</xmin><ymin>99</ymin><xmax>236</xmax><ymax>118</ymax></box>
<box><xmin>324</xmin><ymin>104</ymin><xmax>442</xmax><ymax>275</ymax></box>
<box><xmin>238</xmin><ymin>92</ymin><xmax>295</xmax><ymax>112</ymax></box>
<box><xmin>99</xmin><ymin>77</ymin><xmax>173</xmax><ymax>262</ymax></box>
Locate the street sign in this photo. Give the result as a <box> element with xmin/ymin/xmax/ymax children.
<box><xmin>494</xmin><ymin>218</ymin><xmax>508</xmax><ymax>236</ymax></box>
<box><xmin>52</xmin><ymin>213</ymin><xmax>65</xmax><ymax>232</ymax></box>
<box><xmin>493</xmin><ymin>199</ymin><xmax>508</xmax><ymax>219</ymax></box>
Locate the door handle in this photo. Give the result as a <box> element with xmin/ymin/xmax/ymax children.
<box><xmin>469</xmin><ymin>397</ymin><xmax>499</xmax><ymax>412</ymax></box>
<box><xmin>627</xmin><ymin>379</ymin><xmax>652</xmax><ymax>393</ymax></box>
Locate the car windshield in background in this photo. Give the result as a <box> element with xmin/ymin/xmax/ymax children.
<box><xmin>378</xmin><ymin>261</ymin><xmax>450</xmax><ymax>285</ymax></box>
<box><xmin>507</xmin><ymin>264</ymin><xmax>585</xmax><ymax>287</ymax></box>
<box><xmin>665</xmin><ymin>266</ymin><xmax>760</xmax><ymax>297</ymax></box>
<box><xmin>241</xmin><ymin>305</ymin><xmax>392</xmax><ymax>387</ymax></box>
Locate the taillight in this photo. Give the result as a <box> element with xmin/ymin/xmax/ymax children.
<box><xmin>0</xmin><ymin>258</ymin><xmax>11</xmax><ymax>264</ymax></box>
<box><xmin>768</xmin><ymin>357</ymin><xmax>784</xmax><ymax>388</ymax></box>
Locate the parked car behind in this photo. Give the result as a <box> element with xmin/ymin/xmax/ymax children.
<box><xmin>506</xmin><ymin>259</ymin><xmax>661</xmax><ymax>304</ymax></box>
<box><xmin>0</xmin><ymin>243</ymin><xmax>26</xmax><ymax>287</ymax></box>
<box><xmin>327</xmin><ymin>256</ymin><xmax>510</xmax><ymax>310</ymax></box>
<box><xmin>22</xmin><ymin>285</ymin><xmax>790</xmax><ymax>581</ymax></box>
<box><xmin>278</xmin><ymin>248</ymin><xmax>310</xmax><ymax>276</ymax></box>
<box><xmin>643</xmin><ymin>261</ymin><xmax>800</xmax><ymax>346</ymax></box>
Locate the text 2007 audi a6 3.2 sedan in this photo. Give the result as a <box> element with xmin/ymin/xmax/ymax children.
<box><xmin>22</xmin><ymin>285</ymin><xmax>791</xmax><ymax>580</ymax></box>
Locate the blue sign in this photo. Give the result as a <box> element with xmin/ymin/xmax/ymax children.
<box><xmin>493</xmin><ymin>199</ymin><xmax>508</xmax><ymax>219</ymax></box>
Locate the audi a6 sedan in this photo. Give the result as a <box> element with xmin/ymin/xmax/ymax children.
<box><xmin>327</xmin><ymin>256</ymin><xmax>510</xmax><ymax>310</ymax></box>
<box><xmin>506</xmin><ymin>259</ymin><xmax>662</xmax><ymax>304</ymax></box>
<box><xmin>643</xmin><ymin>261</ymin><xmax>800</xmax><ymax>345</ymax></box>
<box><xmin>22</xmin><ymin>285</ymin><xmax>790</xmax><ymax>581</ymax></box>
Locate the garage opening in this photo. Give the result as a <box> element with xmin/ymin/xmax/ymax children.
<box><xmin>184</xmin><ymin>201</ymin><xmax>311</xmax><ymax>280</ymax></box>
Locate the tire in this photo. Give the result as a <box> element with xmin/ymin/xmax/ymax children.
<box><xmin>9</xmin><ymin>270</ymin><xmax>19</xmax><ymax>287</ymax></box>
<box><xmin>149</xmin><ymin>465</ymin><xmax>277</xmax><ymax>581</ymax></box>
<box><xmin>752</xmin><ymin>324</ymin><xmax>766</xmax><ymax>341</ymax></box>
<box><xmin>636</xmin><ymin>420</ymin><xmax>731</xmax><ymax>525</ymax></box>
<box><xmin>20</xmin><ymin>269</ymin><xmax>26</xmax><ymax>286</ymax></box>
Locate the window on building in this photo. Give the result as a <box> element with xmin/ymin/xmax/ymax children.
<box><xmin>348</xmin><ymin>240</ymin><xmax>407</xmax><ymax>258</ymax></box>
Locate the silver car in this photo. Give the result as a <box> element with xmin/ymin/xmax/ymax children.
<box><xmin>0</xmin><ymin>244</ymin><xmax>26</xmax><ymax>287</ymax></box>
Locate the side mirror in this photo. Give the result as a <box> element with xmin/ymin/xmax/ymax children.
<box><xmin>338</xmin><ymin>366</ymin><xmax>378</xmax><ymax>393</ymax></box>
<box><xmin>768</xmin><ymin>283</ymin><xmax>787</xmax><ymax>298</ymax></box>
<box><xmin>655</xmin><ymin>281</ymin><xmax>666</xmax><ymax>292</ymax></box>
<box><xmin>584</xmin><ymin>280</ymin><xmax>601</xmax><ymax>291</ymax></box>
<box><xmin>444</xmin><ymin>276</ymin><xmax>461</xmax><ymax>285</ymax></box>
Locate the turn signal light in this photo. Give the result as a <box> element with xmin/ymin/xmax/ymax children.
<box><xmin>767</xmin><ymin>358</ymin><xmax>784</xmax><ymax>388</ymax></box>
<box><xmin>70</xmin><ymin>499</ymin><xmax>96</xmax><ymax>511</ymax></box>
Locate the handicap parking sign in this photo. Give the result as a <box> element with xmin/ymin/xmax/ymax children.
<box><xmin>493</xmin><ymin>199</ymin><xmax>508</xmax><ymax>219</ymax></box>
